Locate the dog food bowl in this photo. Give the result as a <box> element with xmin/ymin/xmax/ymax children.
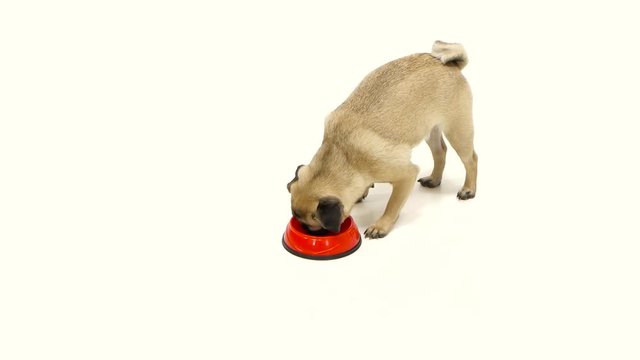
<box><xmin>282</xmin><ymin>216</ymin><xmax>361</xmax><ymax>260</ymax></box>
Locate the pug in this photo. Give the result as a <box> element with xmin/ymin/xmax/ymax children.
<box><xmin>287</xmin><ymin>41</ymin><xmax>477</xmax><ymax>239</ymax></box>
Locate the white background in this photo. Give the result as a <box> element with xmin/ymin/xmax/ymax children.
<box><xmin>1</xmin><ymin>1</ymin><xmax>639</xmax><ymax>359</ymax></box>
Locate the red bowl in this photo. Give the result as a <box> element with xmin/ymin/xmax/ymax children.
<box><xmin>282</xmin><ymin>216</ymin><xmax>361</xmax><ymax>260</ymax></box>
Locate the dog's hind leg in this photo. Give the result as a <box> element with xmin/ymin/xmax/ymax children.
<box><xmin>443</xmin><ymin>117</ymin><xmax>478</xmax><ymax>200</ymax></box>
<box><xmin>418</xmin><ymin>126</ymin><xmax>447</xmax><ymax>188</ymax></box>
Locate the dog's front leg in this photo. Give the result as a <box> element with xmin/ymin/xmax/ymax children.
<box><xmin>364</xmin><ymin>165</ymin><xmax>418</xmax><ymax>239</ymax></box>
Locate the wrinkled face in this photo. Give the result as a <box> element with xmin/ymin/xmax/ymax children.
<box><xmin>287</xmin><ymin>165</ymin><xmax>344</xmax><ymax>233</ymax></box>
<box><xmin>291</xmin><ymin>197</ymin><xmax>323</xmax><ymax>232</ymax></box>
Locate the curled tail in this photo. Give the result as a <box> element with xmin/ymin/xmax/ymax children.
<box><xmin>431</xmin><ymin>40</ymin><xmax>468</xmax><ymax>69</ymax></box>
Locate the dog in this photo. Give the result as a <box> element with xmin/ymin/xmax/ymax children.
<box><xmin>287</xmin><ymin>41</ymin><xmax>477</xmax><ymax>239</ymax></box>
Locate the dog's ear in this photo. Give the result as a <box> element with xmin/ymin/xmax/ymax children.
<box><xmin>316</xmin><ymin>196</ymin><xmax>344</xmax><ymax>233</ymax></box>
<box><xmin>286</xmin><ymin>165</ymin><xmax>305</xmax><ymax>193</ymax></box>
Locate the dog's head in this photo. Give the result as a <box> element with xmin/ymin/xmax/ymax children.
<box><xmin>287</xmin><ymin>165</ymin><xmax>345</xmax><ymax>233</ymax></box>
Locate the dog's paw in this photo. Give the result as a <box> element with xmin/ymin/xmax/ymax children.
<box><xmin>457</xmin><ymin>188</ymin><xmax>476</xmax><ymax>200</ymax></box>
<box><xmin>418</xmin><ymin>176</ymin><xmax>441</xmax><ymax>188</ymax></box>
<box><xmin>357</xmin><ymin>189</ymin><xmax>369</xmax><ymax>203</ymax></box>
<box><xmin>364</xmin><ymin>222</ymin><xmax>391</xmax><ymax>239</ymax></box>
<box><xmin>356</xmin><ymin>184</ymin><xmax>375</xmax><ymax>203</ymax></box>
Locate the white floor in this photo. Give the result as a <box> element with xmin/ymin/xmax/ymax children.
<box><xmin>2</xmin><ymin>1</ymin><xmax>640</xmax><ymax>359</ymax></box>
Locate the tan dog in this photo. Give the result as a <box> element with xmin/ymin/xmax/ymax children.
<box><xmin>287</xmin><ymin>41</ymin><xmax>477</xmax><ymax>239</ymax></box>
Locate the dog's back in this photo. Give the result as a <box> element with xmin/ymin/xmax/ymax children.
<box><xmin>327</xmin><ymin>42</ymin><xmax>471</xmax><ymax>147</ymax></box>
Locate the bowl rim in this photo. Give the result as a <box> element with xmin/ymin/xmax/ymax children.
<box><xmin>287</xmin><ymin>216</ymin><xmax>356</xmax><ymax>240</ymax></box>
